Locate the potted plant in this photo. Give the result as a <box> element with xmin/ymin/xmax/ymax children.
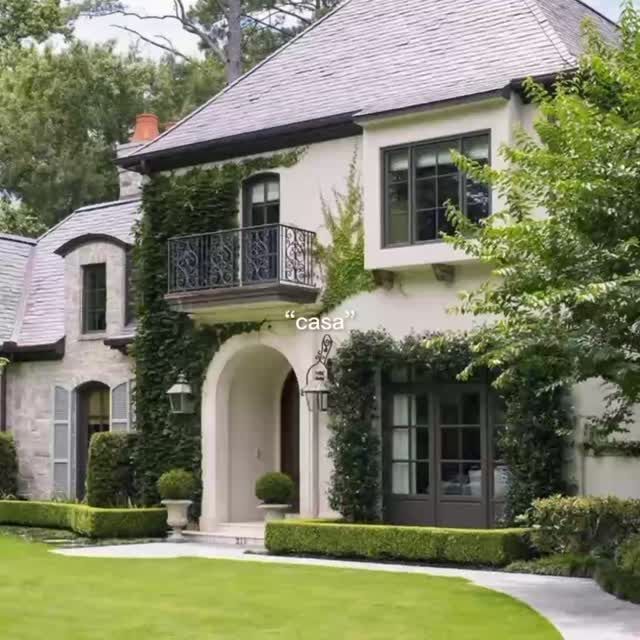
<box><xmin>255</xmin><ymin>472</ymin><xmax>294</xmax><ymax>521</ymax></box>
<box><xmin>157</xmin><ymin>469</ymin><xmax>197</xmax><ymax>541</ymax></box>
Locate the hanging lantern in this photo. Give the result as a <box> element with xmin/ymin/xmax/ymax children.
<box><xmin>302</xmin><ymin>335</ymin><xmax>333</xmax><ymax>413</ymax></box>
<box><xmin>167</xmin><ymin>373</ymin><xmax>195</xmax><ymax>414</ymax></box>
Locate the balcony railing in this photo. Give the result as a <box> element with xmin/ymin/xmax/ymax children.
<box><xmin>168</xmin><ymin>224</ymin><xmax>316</xmax><ymax>294</ymax></box>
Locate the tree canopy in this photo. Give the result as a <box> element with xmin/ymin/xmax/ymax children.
<box><xmin>448</xmin><ymin>2</ymin><xmax>640</xmax><ymax>436</ymax></box>
<box><xmin>0</xmin><ymin>0</ymin><xmax>72</xmax><ymax>49</ymax></box>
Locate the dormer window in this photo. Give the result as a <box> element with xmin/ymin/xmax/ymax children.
<box><xmin>82</xmin><ymin>263</ymin><xmax>107</xmax><ymax>333</ymax></box>
<box><xmin>244</xmin><ymin>174</ymin><xmax>280</xmax><ymax>227</ymax></box>
<box><xmin>383</xmin><ymin>133</ymin><xmax>490</xmax><ymax>247</ymax></box>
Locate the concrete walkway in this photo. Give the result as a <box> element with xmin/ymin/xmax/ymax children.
<box><xmin>56</xmin><ymin>543</ymin><xmax>640</xmax><ymax>640</ymax></box>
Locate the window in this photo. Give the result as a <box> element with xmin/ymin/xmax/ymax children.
<box><xmin>82</xmin><ymin>264</ymin><xmax>106</xmax><ymax>333</ymax></box>
<box><xmin>244</xmin><ymin>174</ymin><xmax>280</xmax><ymax>227</ymax></box>
<box><xmin>384</xmin><ymin>133</ymin><xmax>490</xmax><ymax>246</ymax></box>
<box><xmin>124</xmin><ymin>250</ymin><xmax>136</xmax><ymax>326</ymax></box>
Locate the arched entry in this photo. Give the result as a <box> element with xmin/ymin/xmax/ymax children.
<box><xmin>75</xmin><ymin>381</ymin><xmax>110</xmax><ymax>499</ymax></box>
<box><xmin>280</xmin><ymin>370</ymin><xmax>300</xmax><ymax>512</ymax></box>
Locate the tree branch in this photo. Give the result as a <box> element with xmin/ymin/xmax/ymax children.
<box><xmin>109</xmin><ymin>24</ymin><xmax>193</xmax><ymax>61</ymax></box>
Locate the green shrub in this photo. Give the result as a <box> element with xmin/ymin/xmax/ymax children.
<box><xmin>87</xmin><ymin>432</ymin><xmax>137</xmax><ymax>508</ymax></box>
<box><xmin>0</xmin><ymin>433</ymin><xmax>18</xmax><ymax>497</ymax></box>
<box><xmin>506</xmin><ymin>554</ymin><xmax>596</xmax><ymax>578</ymax></box>
<box><xmin>528</xmin><ymin>495</ymin><xmax>640</xmax><ymax>556</ymax></box>
<box><xmin>265</xmin><ymin>521</ymin><xmax>531</xmax><ymax>567</ymax></box>
<box><xmin>618</xmin><ymin>535</ymin><xmax>640</xmax><ymax>576</ymax></box>
<box><xmin>594</xmin><ymin>560</ymin><xmax>640</xmax><ymax>605</ymax></box>
<box><xmin>255</xmin><ymin>472</ymin><xmax>295</xmax><ymax>505</ymax></box>
<box><xmin>157</xmin><ymin>469</ymin><xmax>196</xmax><ymax>501</ymax></box>
<box><xmin>0</xmin><ymin>500</ymin><xmax>167</xmax><ymax>539</ymax></box>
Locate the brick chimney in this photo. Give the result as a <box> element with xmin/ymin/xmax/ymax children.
<box><xmin>117</xmin><ymin>114</ymin><xmax>160</xmax><ymax>199</ymax></box>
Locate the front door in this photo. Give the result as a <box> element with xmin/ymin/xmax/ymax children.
<box><xmin>76</xmin><ymin>383</ymin><xmax>110</xmax><ymax>499</ymax></box>
<box><xmin>280</xmin><ymin>371</ymin><xmax>300</xmax><ymax>512</ymax></box>
<box><xmin>383</xmin><ymin>368</ymin><xmax>502</xmax><ymax>528</ymax></box>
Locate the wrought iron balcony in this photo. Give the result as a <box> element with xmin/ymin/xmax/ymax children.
<box><xmin>166</xmin><ymin>224</ymin><xmax>319</xmax><ymax>319</ymax></box>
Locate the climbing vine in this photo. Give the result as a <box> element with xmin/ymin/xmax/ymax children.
<box><xmin>328</xmin><ymin>330</ymin><xmax>572</xmax><ymax>524</ymax></box>
<box><xmin>132</xmin><ymin>150</ymin><xmax>303</xmax><ymax>507</ymax></box>
<box><xmin>316</xmin><ymin>153</ymin><xmax>376</xmax><ymax>312</ymax></box>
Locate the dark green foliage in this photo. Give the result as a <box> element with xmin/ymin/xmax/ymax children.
<box><xmin>328</xmin><ymin>330</ymin><xmax>570</xmax><ymax>524</ymax></box>
<box><xmin>528</xmin><ymin>496</ymin><xmax>640</xmax><ymax>557</ymax></box>
<box><xmin>506</xmin><ymin>554</ymin><xmax>596</xmax><ymax>578</ymax></box>
<box><xmin>86</xmin><ymin>432</ymin><xmax>136</xmax><ymax>507</ymax></box>
<box><xmin>133</xmin><ymin>152</ymin><xmax>302</xmax><ymax>507</ymax></box>
<box><xmin>0</xmin><ymin>500</ymin><xmax>167</xmax><ymax>539</ymax></box>
<box><xmin>584</xmin><ymin>439</ymin><xmax>640</xmax><ymax>458</ymax></box>
<box><xmin>594</xmin><ymin>560</ymin><xmax>640</xmax><ymax>605</ymax></box>
<box><xmin>255</xmin><ymin>472</ymin><xmax>295</xmax><ymax>504</ymax></box>
<box><xmin>316</xmin><ymin>154</ymin><xmax>375</xmax><ymax>311</ymax></box>
<box><xmin>266</xmin><ymin>521</ymin><xmax>531</xmax><ymax>567</ymax></box>
<box><xmin>618</xmin><ymin>535</ymin><xmax>640</xmax><ymax>576</ymax></box>
<box><xmin>0</xmin><ymin>433</ymin><xmax>18</xmax><ymax>497</ymax></box>
<box><xmin>157</xmin><ymin>469</ymin><xmax>197</xmax><ymax>501</ymax></box>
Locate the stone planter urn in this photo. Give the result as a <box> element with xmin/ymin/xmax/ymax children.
<box><xmin>162</xmin><ymin>500</ymin><xmax>192</xmax><ymax>541</ymax></box>
<box><xmin>257</xmin><ymin>504</ymin><xmax>290</xmax><ymax>521</ymax></box>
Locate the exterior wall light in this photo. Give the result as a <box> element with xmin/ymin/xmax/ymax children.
<box><xmin>167</xmin><ymin>373</ymin><xmax>195</xmax><ymax>414</ymax></box>
<box><xmin>302</xmin><ymin>335</ymin><xmax>333</xmax><ymax>413</ymax></box>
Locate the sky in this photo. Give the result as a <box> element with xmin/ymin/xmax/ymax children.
<box><xmin>74</xmin><ymin>0</ymin><xmax>625</xmax><ymax>61</ymax></box>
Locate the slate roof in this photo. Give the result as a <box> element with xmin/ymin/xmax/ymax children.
<box><xmin>0</xmin><ymin>234</ymin><xmax>36</xmax><ymax>343</ymax></box>
<box><xmin>13</xmin><ymin>198</ymin><xmax>140</xmax><ymax>348</ymax></box>
<box><xmin>125</xmin><ymin>0</ymin><xmax>617</xmax><ymax>162</ymax></box>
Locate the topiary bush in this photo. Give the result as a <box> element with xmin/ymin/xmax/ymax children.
<box><xmin>0</xmin><ymin>433</ymin><xmax>18</xmax><ymax>497</ymax></box>
<box><xmin>157</xmin><ymin>469</ymin><xmax>197</xmax><ymax>501</ymax></box>
<box><xmin>255</xmin><ymin>472</ymin><xmax>295</xmax><ymax>505</ymax></box>
<box><xmin>86</xmin><ymin>432</ymin><xmax>137</xmax><ymax>508</ymax></box>
<box><xmin>266</xmin><ymin>520</ymin><xmax>531</xmax><ymax>567</ymax></box>
<box><xmin>528</xmin><ymin>495</ymin><xmax>640</xmax><ymax>557</ymax></box>
<box><xmin>0</xmin><ymin>500</ymin><xmax>167</xmax><ymax>539</ymax></box>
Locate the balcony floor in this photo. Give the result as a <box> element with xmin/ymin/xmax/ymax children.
<box><xmin>166</xmin><ymin>281</ymin><xmax>320</xmax><ymax>324</ymax></box>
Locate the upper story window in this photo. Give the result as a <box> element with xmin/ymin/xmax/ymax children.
<box><xmin>244</xmin><ymin>174</ymin><xmax>280</xmax><ymax>227</ymax></box>
<box><xmin>82</xmin><ymin>263</ymin><xmax>107</xmax><ymax>333</ymax></box>
<box><xmin>125</xmin><ymin>249</ymin><xmax>136</xmax><ymax>326</ymax></box>
<box><xmin>384</xmin><ymin>133</ymin><xmax>490</xmax><ymax>247</ymax></box>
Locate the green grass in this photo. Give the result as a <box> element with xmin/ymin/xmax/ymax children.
<box><xmin>0</xmin><ymin>535</ymin><xmax>560</xmax><ymax>640</ymax></box>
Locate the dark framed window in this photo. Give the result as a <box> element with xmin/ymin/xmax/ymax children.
<box><xmin>243</xmin><ymin>173</ymin><xmax>280</xmax><ymax>227</ymax></box>
<box><xmin>383</xmin><ymin>133</ymin><xmax>491</xmax><ymax>246</ymax></box>
<box><xmin>124</xmin><ymin>249</ymin><xmax>136</xmax><ymax>326</ymax></box>
<box><xmin>82</xmin><ymin>263</ymin><xmax>106</xmax><ymax>333</ymax></box>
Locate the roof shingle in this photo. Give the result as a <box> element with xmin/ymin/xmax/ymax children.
<box><xmin>128</xmin><ymin>0</ymin><xmax>617</xmax><ymax>160</ymax></box>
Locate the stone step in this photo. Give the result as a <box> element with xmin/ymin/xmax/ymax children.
<box><xmin>183</xmin><ymin>526</ymin><xmax>265</xmax><ymax>549</ymax></box>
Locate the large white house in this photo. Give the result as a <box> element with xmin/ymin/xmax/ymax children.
<box><xmin>1</xmin><ymin>0</ymin><xmax>637</xmax><ymax>538</ymax></box>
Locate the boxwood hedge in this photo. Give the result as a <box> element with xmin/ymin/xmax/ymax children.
<box><xmin>594</xmin><ymin>560</ymin><xmax>640</xmax><ymax>605</ymax></box>
<box><xmin>0</xmin><ymin>500</ymin><xmax>167</xmax><ymax>539</ymax></box>
<box><xmin>266</xmin><ymin>521</ymin><xmax>531</xmax><ymax>567</ymax></box>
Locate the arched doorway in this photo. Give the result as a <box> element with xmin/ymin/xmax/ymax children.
<box><xmin>75</xmin><ymin>381</ymin><xmax>110</xmax><ymax>499</ymax></box>
<box><xmin>280</xmin><ymin>370</ymin><xmax>300</xmax><ymax>512</ymax></box>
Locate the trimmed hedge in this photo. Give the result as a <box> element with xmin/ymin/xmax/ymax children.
<box><xmin>506</xmin><ymin>554</ymin><xmax>596</xmax><ymax>578</ymax></box>
<box><xmin>265</xmin><ymin>521</ymin><xmax>531</xmax><ymax>567</ymax></box>
<box><xmin>595</xmin><ymin>560</ymin><xmax>640</xmax><ymax>605</ymax></box>
<box><xmin>618</xmin><ymin>534</ymin><xmax>640</xmax><ymax>576</ymax></box>
<box><xmin>0</xmin><ymin>433</ymin><xmax>18</xmax><ymax>497</ymax></box>
<box><xmin>528</xmin><ymin>496</ymin><xmax>640</xmax><ymax>556</ymax></box>
<box><xmin>0</xmin><ymin>500</ymin><xmax>167</xmax><ymax>539</ymax></box>
<box><xmin>87</xmin><ymin>432</ymin><xmax>137</xmax><ymax>507</ymax></box>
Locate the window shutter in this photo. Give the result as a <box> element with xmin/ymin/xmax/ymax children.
<box><xmin>111</xmin><ymin>382</ymin><xmax>129</xmax><ymax>432</ymax></box>
<box><xmin>52</xmin><ymin>386</ymin><xmax>72</xmax><ymax>498</ymax></box>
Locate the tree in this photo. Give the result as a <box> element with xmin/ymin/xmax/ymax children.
<box><xmin>0</xmin><ymin>200</ymin><xmax>46</xmax><ymax>237</ymax></box>
<box><xmin>0</xmin><ymin>42</ymin><xmax>174</xmax><ymax>226</ymax></box>
<box><xmin>447</xmin><ymin>3</ymin><xmax>640</xmax><ymax>436</ymax></box>
<box><xmin>0</xmin><ymin>0</ymin><xmax>72</xmax><ymax>49</ymax></box>
<box><xmin>84</xmin><ymin>0</ymin><xmax>341</xmax><ymax>83</ymax></box>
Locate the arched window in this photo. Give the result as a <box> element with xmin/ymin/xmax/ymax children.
<box><xmin>244</xmin><ymin>173</ymin><xmax>280</xmax><ymax>227</ymax></box>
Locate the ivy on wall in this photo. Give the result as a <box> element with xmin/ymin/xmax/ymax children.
<box><xmin>132</xmin><ymin>150</ymin><xmax>302</xmax><ymax>507</ymax></box>
<box><xmin>316</xmin><ymin>153</ymin><xmax>376</xmax><ymax>312</ymax></box>
<box><xmin>583</xmin><ymin>440</ymin><xmax>640</xmax><ymax>458</ymax></box>
<box><xmin>328</xmin><ymin>330</ymin><xmax>572</xmax><ymax>525</ymax></box>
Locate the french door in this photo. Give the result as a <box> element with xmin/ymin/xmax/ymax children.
<box><xmin>383</xmin><ymin>369</ymin><xmax>505</xmax><ymax>528</ymax></box>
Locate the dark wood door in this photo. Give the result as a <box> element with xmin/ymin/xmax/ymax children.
<box><xmin>280</xmin><ymin>370</ymin><xmax>300</xmax><ymax>512</ymax></box>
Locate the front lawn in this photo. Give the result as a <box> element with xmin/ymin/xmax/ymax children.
<box><xmin>0</xmin><ymin>536</ymin><xmax>560</xmax><ymax>640</ymax></box>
